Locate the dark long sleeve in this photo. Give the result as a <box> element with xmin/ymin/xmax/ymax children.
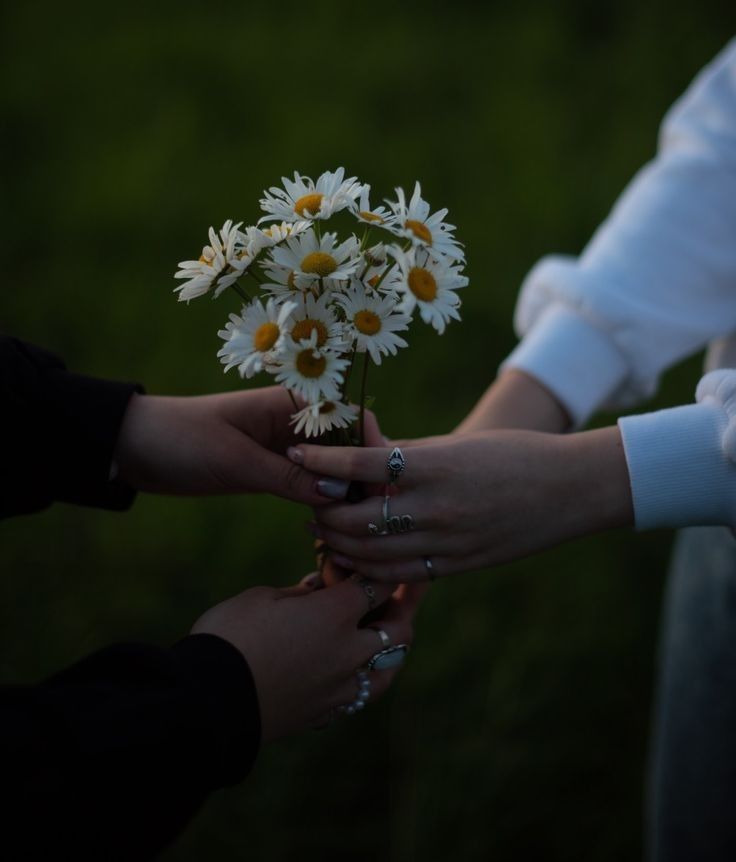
<box><xmin>3</xmin><ymin>633</ymin><xmax>261</xmax><ymax>860</ymax></box>
<box><xmin>0</xmin><ymin>335</ymin><xmax>142</xmax><ymax>518</ymax></box>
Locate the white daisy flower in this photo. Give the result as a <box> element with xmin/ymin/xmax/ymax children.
<box><xmin>259</xmin><ymin>168</ymin><xmax>366</xmax><ymax>223</ymax></box>
<box><xmin>385</xmin><ymin>182</ymin><xmax>465</xmax><ymax>263</ymax></box>
<box><xmin>335</xmin><ymin>282</ymin><xmax>410</xmax><ymax>365</ymax></box>
<box><xmin>350</xmin><ymin>186</ymin><xmax>396</xmax><ymax>228</ymax></box>
<box><xmin>174</xmin><ymin>220</ymin><xmax>248</xmax><ymax>302</ymax></box>
<box><xmin>241</xmin><ymin>220</ymin><xmax>312</xmax><ymax>257</ymax></box>
<box><xmin>274</xmin><ymin>331</ymin><xmax>349</xmax><ymax>403</ymax></box>
<box><xmin>290</xmin><ymin>399</ymin><xmax>359</xmax><ymax>439</ymax></box>
<box><xmin>217</xmin><ymin>297</ymin><xmax>296</xmax><ymax>379</ymax></box>
<box><xmin>358</xmin><ymin>243</ymin><xmax>397</xmax><ymax>293</ymax></box>
<box><xmin>263</xmin><ymin>228</ymin><xmax>361</xmax><ymax>295</ymax></box>
<box><xmin>283</xmin><ymin>292</ymin><xmax>347</xmax><ymax>352</ymax></box>
<box><xmin>389</xmin><ymin>246</ymin><xmax>467</xmax><ymax>335</ymax></box>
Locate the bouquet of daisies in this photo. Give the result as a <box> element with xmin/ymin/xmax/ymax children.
<box><xmin>174</xmin><ymin>168</ymin><xmax>467</xmax><ymax>441</ymax></box>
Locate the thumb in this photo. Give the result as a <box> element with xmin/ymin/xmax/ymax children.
<box><xmin>287</xmin><ymin>443</ymin><xmax>390</xmax><ymax>484</ymax></box>
<box><xmin>279</xmin><ymin>571</ymin><xmax>324</xmax><ymax>597</ymax></box>
<box><xmin>253</xmin><ymin>448</ymin><xmax>349</xmax><ymax>506</ymax></box>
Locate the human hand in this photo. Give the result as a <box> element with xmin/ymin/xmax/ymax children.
<box><xmin>191</xmin><ymin>576</ymin><xmax>425</xmax><ymax>741</ymax></box>
<box><xmin>290</xmin><ymin>427</ymin><xmax>633</xmax><ymax>582</ymax></box>
<box><xmin>114</xmin><ymin>386</ymin><xmax>377</xmax><ymax>505</ymax></box>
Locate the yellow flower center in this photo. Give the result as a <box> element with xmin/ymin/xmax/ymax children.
<box><xmin>367</xmin><ymin>274</ymin><xmax>381</xmax><ymax>288</ymax></box>
<box><xmin>296</xmin><ymin>349</ymin><xmax>327</xmax><ymax>379</ymax></box>
<box><xmin>292</xmin><ymin>318</ymin><xmax>328</xmax><ymax>346</ymax></box>
<box><xmin>301</xmin><ymin>251</ymin><xmax>337</xmax><ymax>278</ymax></box>
<box><xmin>359</xmin><ymin>210</ymin><xmax>384</xmax><ymax>224</ymax></box>
<box><xmin>253</xmin><ymin>322</ymin><xmax>281</xmax><ymax>352</ymax></box>
<box><xmin>408</xmin><ymin>267</ymin><xmax>438</xmax><ymax>302</ymax></box>
<box><xmin>198</xmin><ymin>252</ymin><xmax>214</xmax><ymax>265</ymax></box>
<box><xmin>405</xmin><ymin>219</ymin><xmax>432</xmax><ymax>244</ymax></box>
<box><xmin>294</xmin><ymin>192</ymin><xmax>324</xmax><ymax>217</ymax></box>
<box><xmin>354</xmin><ymin>309</ymin><xmax>382</xmax><ymax>336</ymax></box>
<box><xmin>287</xmin><ymin>271</ymin><xmax>297</xmax><ymax>289</ymax></box>
<box><xmin>319</xmin><ymin>401</ymin><xmax>336</xmax><ymax>414</ymax></box>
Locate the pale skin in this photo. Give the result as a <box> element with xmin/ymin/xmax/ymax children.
<box><xmin>289</xmin><ymin>370</ymin><xmax>635</xmax><ymax>582</ymax></box>
<box><xmin>111</xmin><ymin>385</ymin><xmax>422</xmax><ymax>739</ymax></box>
<box><xmin>113</xmin><ymin>385</ymin><xmax>360</xmax><ymax>503</ymax></box>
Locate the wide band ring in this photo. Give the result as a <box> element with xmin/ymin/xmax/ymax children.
<box><xmin>367</xmin><ymin>645</ymin><xmax>409</xmax><ymax>671</ymax></box>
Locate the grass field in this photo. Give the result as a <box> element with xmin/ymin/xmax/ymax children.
<box><xmin>2</xmin><ymin>3</ymin><xmax>734</xmax><ymax>859</ymax></box>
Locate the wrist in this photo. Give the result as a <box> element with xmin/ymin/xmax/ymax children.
<box><xmin>558</xmin><ymin>426</ymin><xmax>634</xmax><ymax>536</ymax></box>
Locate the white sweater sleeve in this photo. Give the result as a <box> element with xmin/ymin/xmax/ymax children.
<box><xmin>618</xmin><ymin>371</ymin><xmax>736</xmax><ymax>530</ymax></box>
<box><xmin>502</xmin><ymin>38</ymin><xmax>736</xmax><ymax>428</ymax></box>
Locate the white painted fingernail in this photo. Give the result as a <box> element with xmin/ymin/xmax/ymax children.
<box><xmin>316</xmin><ymin>478</ymin><xmax>349</xmax><ymax>499</ymax></box>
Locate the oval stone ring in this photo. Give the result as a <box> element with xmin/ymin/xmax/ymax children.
<box><xmin>367</xmin><ymin>645</ymin><xmax>409</xmax><ymax>671</ymax></box>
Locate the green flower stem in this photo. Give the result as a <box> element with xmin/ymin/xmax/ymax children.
<box><xmin>360</xmin><ymin>226</ymin><xmax>373</xmax><ymax>252</ymax></box>
<box><xmin>341</xmin><ymin>344</ymin><xmax>358</xmax><ymax>400</ymax></box>
<box><xmin>231</xmin><ymin>283</ymin><xmax>252</xmax><ymax>303</ymax></box>
<box><xmin>372</xmin><ymin>259</ymin><xmax>397</xmax><ymax>291</ymax></box>
<box><xmin>358</xmin><ymin>351</ymin><xmax>370</xmax><ymax>447</ymax></box>
<box><xmin>287</xmin><ymin>389</ymin><xmax>299</xmax><ymax>412</ymax></box>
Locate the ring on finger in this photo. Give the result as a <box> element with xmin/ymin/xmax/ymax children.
<box><xmin>424</xmin><ymin>556</ymin><xmax>436</xmax><ymax>581</ymax></box>
<box><xmin>352</xmin><ymin>574</ymin><xmax>378</xmax><ymax>611</ymax></box>
<box><xmin>367</xmin><ymin>645</ymin><xmax>409</xmax><ymax>672</ymax></box>
<box><xmin>368</xmin><ymin>627</ymin><xmax>392</xmax><ymax>649</ymax></box>
<box><xmin>338</xmin><ymin>670</ymin><xmax>372</xmax><ymax>716</ymax></box>
<box><xmin>368</xmin><ymin>492</ymin><xmax>391</xmax><ymax>536</ymax></box>
<box><xmin>387</xmin><ymin>447</ymin><xmax>406</xmax><ymax>484</ymax></box>
<box><xmin>369</xmin><ymin>492</ymin><xmax>416</xmax><ymax>537</ymax></box>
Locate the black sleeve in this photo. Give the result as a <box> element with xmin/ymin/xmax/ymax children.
<box><xmin>3</xmin><ymin>633</ymin><xmax>261</xmax><ymax>860</ymax></box>
<box><xmin>0</xmin><ymin>335</ymin><xmax>143</xmax><ymax>518</ymax></box>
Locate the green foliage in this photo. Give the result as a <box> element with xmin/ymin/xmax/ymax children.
<box><xmin>1</xmin><ymin>3</ymin><xmax>734</xmax><ymax>859</ymax></box>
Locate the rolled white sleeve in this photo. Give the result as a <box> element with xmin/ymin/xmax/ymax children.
<box><xmin>619</xmin><ymin>370</ymin><xmax>736</xmax><ymax>530</ymax></box>
<box><xmin>502</xmin><ymin>38</ymin><xmax>736</xmax><ymax>427</ymax></box>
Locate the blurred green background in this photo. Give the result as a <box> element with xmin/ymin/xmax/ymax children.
<box><xmin>2</xmin><ymin>2</ymin><xmax>734</xmax><ymax>859</ymax></box>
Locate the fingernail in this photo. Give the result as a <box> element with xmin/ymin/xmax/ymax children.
<box><xmin>287</xmin><ymin>446</ymin><xmax>304</xmax><ymax>465</ymax></box>
<box><xmin>332</xmin><ymin>553</ymin><xmax>353</xmax><ymax>569</ymax></box>
<box><xmin>302</xmin><ymin>573</ymin><xmax>322</xmax><ymax>589</ymax></box>
<box><xmin>316</xmin><ymin>477</ymin><xmax>350</xmax><ymax>500</ymax></box>
<box><xmin>306</xmin><ymin>522</ymin><xmax>324</xmax><ymax>539</ymax></box>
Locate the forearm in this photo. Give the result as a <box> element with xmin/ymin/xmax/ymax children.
<box><xmin>456</xmin><ymin>369</ymin><xmax>571</xmax><ymax>435</ymax></box>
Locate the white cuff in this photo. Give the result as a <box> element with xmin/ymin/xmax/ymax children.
<box><xmin>618</xmin><ymin>402</ymin><xmax>736</xmax><ymax>530</ymax></box>
<box><xmin>501</xmin><ymin>305</ymin><xmax>629</xmax><ymax>427</ymax></box>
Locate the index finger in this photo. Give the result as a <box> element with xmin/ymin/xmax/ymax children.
<box><xmin>288</xmin><ymin>443</ymin><xmax>392</xmax><ymax>484</ymax></box>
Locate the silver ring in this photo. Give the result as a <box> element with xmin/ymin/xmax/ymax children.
<box><xmin>369</xmin><ymin>627</ymin><xmax>391</xmax><ymax>649</ymax></box>
<box><xmin>368</xmin><ymin>493</ymin><xmax>392</xmax><ymax>536</ymax></box>
<box><xmin>369</xmin><ymin>494</ymin><xmax>415</xmax><ymax>536</ymax></box>
<box><xmin>367</xmin><ymin>645</ymin><xmax>409</xmax><ymax>671</ymax></box>
<box><xmin>387</xmin><ymin>447</ymin><xmax>406</xmax><ymax>483</ymax></box>
<box><xmin>352</xmin><ymin>575</ymin><xmax>377</xmax><ymax>611</ymax></box>
<box><xmin>424</xmin><ymin>557</ymin><xmax>436</xmax><ymax>580</ymax></box>
<box><xmin>338</xmin><ymin>670</ymin><xmax>372</xmax><ymax>716</ymax></box>
<box><xmin>386</xmin><ymin>513</ymin><xmax>415</xmax><ymax>534</ymax></box>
